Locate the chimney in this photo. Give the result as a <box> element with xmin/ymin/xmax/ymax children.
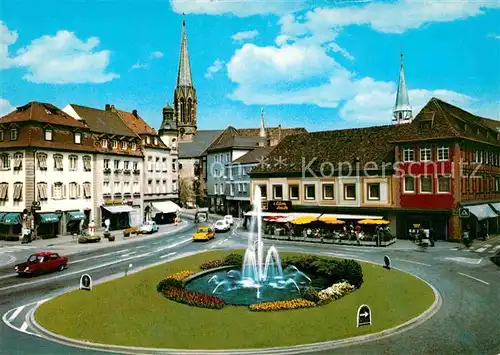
<box><xmin>105</xmin><ymin>104</ymin><xmax>115</xmax><ymax>112</ymax></box>
<box><xmin>132</xmin><ymin>109</ymin><xmax>138</xmax><ymax>117</ymax></box>
<box><xmin>278</xmin><ymin>124</ymin><xmax>282</xmax><ymax>141</ymax></box>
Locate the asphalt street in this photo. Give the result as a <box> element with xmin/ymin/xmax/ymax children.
<box><xmin>1</xmin><ymin>221</ymin><xmax>499</xmax><ymax>355</ymax></box>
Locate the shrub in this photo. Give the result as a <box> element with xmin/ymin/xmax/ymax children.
<box><xmin>338</xmin><ymin>259</ymin><xmax>363</xmax><ymax>288</ymax></box>
<box><xmin>301</xmin><ymin>286</ymin><xmax>320</xmax><ymax>303</ymax></box>
<box><xmin>168</xmin><ymin>270</ymin><xmax>194</xmax><ymax>281</ymax></box>
<box><xmin>223</xmin><ymin>253</ymin><xmax>243</xmax><ymax>267</ymax></box>
<box><xmin>317</xmin><ymin>281</ymin><xmax>355</xmax><ymax>301</ymax></box>
<box><xmin>200</xmin><ymin>259</ymin><xmax>225</xmax><ymax>270</ymax></box>
<box><xmin>249</xmin><ymin>299</ymin><xmax>316</xmax><ymax>312</ymax></box>
<box><xmin>163</xmin><ymin>288</ymin><xmax>226</xmax><ymax>309</ymax></box>
<box><xmin>156</xmin><ymin>278</ymin><xmax>183</xmax><ymax>292</ymax></box>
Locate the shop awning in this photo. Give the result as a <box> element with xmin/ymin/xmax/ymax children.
<box><xmin>68</xmin><ymin>211</ymin><xmax>86</xmax><ymax>221</ymax></box>
<box><xmin>466</xmin><ymin>204</ymin><xmax>499</xmax><ymax>221</ymax></box>
<box><xmin>490</xmin><ymin>203</ymin><xmax>500</xmax><ymax>213</ymax></box>
<box><xmin>39</xmin><ymin>213</ymin><xmax>60</xmax><ymax>223</ymax></box>
<box><xmin>152</xmin><ymin>201</ymin><xmax>180</xmax><ymax>214</ymax></box>
<box><xmin>1</xmin><ymin>213</ymin><xmax>21</xmax><ymax>225</ymax></box>
<box><xmin>102</xmin><ymin>205</ymin><xmax>135</xmax><ymax>214</ymax></box>
<box><xmin>319</xmin><ymin>213</ymin><xmax>384</xmax><ymax>220</ymax></box>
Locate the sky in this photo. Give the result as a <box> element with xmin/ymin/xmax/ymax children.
<box><xmin>0</xmin><ymin>0</ymin><xmax>499</xmax><ymax>132</ymax></box>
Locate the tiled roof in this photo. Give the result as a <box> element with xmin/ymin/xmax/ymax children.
<box><xmin>232</xmin><ymin>146</ymin><xmax>275</xmax><ymax>165</ymax></box>
<box><xmin>237</xmin><ymin>127</ymin><xmax>307</xmax><ymax>138</ymax></box>
<box><xmin>0</xmin><ymin>102</ymin><xmax>87</xmax><ymax>128</ymax></box>
<box><xmin>116</xmin><ymin>109</ymin><xmax>157</xmax><ymax>135</ymax></box>
<box><xmin>207</xmin><ymin>136</ymin><xmax>261</xmax><ymax>152</ymax></box>
<box><xmin>69</xmin><ymin>104</ymin><xmax>137</xmax><ymax>137</ymax></box>
<box><xmin>178</xmin><ymin>129</ymin><xmax>224</xmax><ymax>158</ymax></box>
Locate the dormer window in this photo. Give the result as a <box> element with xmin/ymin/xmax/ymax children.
<box><xmin>101</xmin><ymin>139</ymin><xmax>107</xmax><ymax>148</ymax></box>
<box><xmin>0</xmin><ymin>130</ymin><xmax>4</xmax><ymax>141</ymax></box>
<box><xmin>154</xmin><ymin>137</ymin><xmax>158</xmax><ymax>145</ymax></box>
<box><xmin>112</xmin><ymin>140</ymin><xmax>118</xmax><ymax>149</ymax></box>
<box><xmin>437</xmin><ymin>146</ymin><xmax>449</xmax><ymax>161</ymax></box>
<box><xmin>146</xmin><ymin>136</ymin><xmax>151</xmax><ymax>144</ymax></box>
<box><xmin>10</xmin><ymin>129</ymin><xmax>18</xmax><ymax>141</ymax></box>
<box><xmin>44</xmin><ymin>129</ymin><xmax>53</xmax><ymax>141</ymax></box>
<box><xmin>131</xmin><ymin>142</ymin><xmax>137</xmax><ymax>150</ymax></box>
<box><xmin>122</xmin><ymin>141</ymin><xmax>127</xmax><ymax>150</ymax></box>
<box><xmin>74</xmin><ymin>132</ymin><xmax>81</xmax><ymax>144</ymax></box>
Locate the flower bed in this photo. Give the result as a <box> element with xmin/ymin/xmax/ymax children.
<box><xmin>168</xmin><ymin>270</ymin><xmax>194</xmax><ymax>280</ymax></box>
<box><xmin>249</xmin><ymin>299</ymin><xmax>316</xmax><ymax>312</ymax></box>
<box><xmin>163</xmin><ymin>288</ymin><xmax>227</xmax><ymax>309</ymax></box>
<box><xmin>318</xmin><ymin>281</ymin><xmax>355</xmax><ymax>301</ymax></box>
<box><xmin>199</xmin><ymin>253</ymin><xmax>244</xmax><ymax>270</ymax></box>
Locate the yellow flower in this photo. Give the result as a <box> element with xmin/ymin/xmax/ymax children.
<box><xmin>168</xmin><ymin>270</ymin><xmax>195</xmax><ymax>280</ymax></box>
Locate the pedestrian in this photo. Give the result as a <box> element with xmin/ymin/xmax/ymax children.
<box><xmin>104</xmin><ymin>218</ymin><xmax>110</xmax><ymax>232</ymax></box>
<box><xmin>355</xmin><ymin>224</ymin><xmax>361</xmax><ymax>244</ymax></box>
<box><xmin>429</xmin><ymin>228</ymin><xmax>435</xmax><ymax>246</ymax></box>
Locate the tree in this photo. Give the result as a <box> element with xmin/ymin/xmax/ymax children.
<box><xmin>179</xmin><ymin>177</ymin><xmax>194</xmax><ymax>206</ymax></box>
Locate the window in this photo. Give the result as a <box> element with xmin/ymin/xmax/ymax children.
<box><xmin>114</xmin><ymin>181</ymin><xmax>120</xmax><ymax>194</ymax></box>
<box><xmin>230</xmin><ymin>184</ymin><xmax>234</xmax><ymax>196</ymax></box>
<box><xmin>273</xmin><ymin>185</ymin><xmax>283</xmax><ymax>200</ymax></box>
<box><xmin>69</xmin><ymin>155</ymin><xmax>78</xmax><ymax>170</ymax></box>
<box><xmin>83</xmin><ymin>156</ymin><xmax>91</xmax><ymax>171</ymax></box>
<box><xmin>322</xmin><ymin>183</ymin><xmax>334</xmax><ymax>200</ymax></box>
<box><xmin>172</xmin><ymin>180</ymin><xmax>178</xmax><ymax>192</ymax></box>
<box><xmin>45</xmin><ymin>129</ymin><xmax>53</xmax><ymax>141</ymax></box>
<box><xmin>146</xmin><ymin>136</ymin><xmax>151</xmax><ymax>144</ymax></box>
<box><xmin>148</xmin><ymin>179</ymin><xmax>153</xmax><ymax>194</ymax></box>
<box><xmin>154</xmin><ymin>137</ymin><xmax>158</xmax><ymax>145</ymax></box>
<box><xmin>13</xmin><ymin>182</ymin><xmax>23</xmax><ymax>201</ymax></box>
<box><xmin>172</xmin><ymin>159</ymin><xmax>177</xmax><ymax>172</ymax></box>
<box><xmin>162</xmin><ymin>180</ymin><xmax>167</xmax><ymax>193</ymax></box>
<box><xmin>112</xmin><ymin>140</ymin><xmax>118</xmax><ymax>149</ymax></box>
<box><xmin>0</xmin><ymin>183</ymin><xmax>8</xmax><ymax>201</ymax></box>
<box><xmin>133</xmin><ymin>162</ymin><xmax>138</xmax><ymax>171</ymax></box>
<box><xmin>148</xmin><ymin>156</ymin><xmax>153</xmax><ymax>171</ymax></box>
<box><xmin>69</xmin><ymin>182</ymin><xmax>79</xmax><ymax>199</ymax></box>
<box><xmin>74</xmin><ymin>132</ymin><xmax>81</xmax><ymax>144</ymax></box>
<box><xmin>420</xmin><ymin>147</ymin><xmax>431</xmax><ymax>162</ymax></box>
<box><xmin>124</xmin><ymin>161</ymin><xmax>129</xmax><ymax>171</ymax></box>
<box><xmin>133</xmin><ymin>182</ymin><xmax>140</xmax><ymax>194</ymax></box>
<box><xmin>402</xmin><ymin>148</ymin><xmax>414</xmax><ymax>162</ymax></box>
<box><xmin>101</xmin><ymin>139</ymin><xmax>108</xmax><ymax>148</ymax></box>
<box><xmin>162</xmin><ymin>157</ymin><xmax>167</xmax><ymax>172</ymax></box>
<box><xmin>104</xmin><ymin>159</ymin><xmax>110</xmax><ymax>169</ymax></box>
<box><xmin>83</xmin><ymin>182</ymin><xmax>91</xmax><ymax>198</ymax></box>
<box><xmin>437</xmin><ymin>146</ymin><xmax>449</xmax><ymax>161</ymax></box>
<box><xmin>52</xmin><ymin>182</ymin><xmax>65</xmax><ymax>199</ymax></box>
<box><xmin>367</xmin><ymin>183</ymin><xmax>380</xmax><ymax>200</ymax></box>
<box><xmin>344</xmin><ymin>184</ymin><xmax>356</xmax><ymax>200</ymax></box>
<box><xmin>404</xmin><ymin>176</ymin><xmax>415</xmax><ymax>193</ymax></box>
<box><xmin>131</xmin><ymin>142</ymin><xmax>136</xmax><ymax>150</ymax></box>
<box><xmin>155</xmin><ymin>180</ymin><xmax>161</xmax><ymax>193</ymax></box>
<box><xmin>155</xmin><ymin>157</ymin><xmax>161</xmax><ymax>171</ymax></box>
<box><xmin>114</xmin><ymin>160</ymin><xmax>120</xmax><ymax>170</ymax></box>
<box><xmin>0</xmin><ymin>154</ymin><xmax>10</xmax><ymax>169</ymax></box>
<box><xmin>13</xmin><ymin>152</ymin><xmax>23</xmax><ymax>170</ymax></box>
<box><xmin>305</xmin><ymin>184</ymin><xmax>316</xmax><ymax>200</ymax></box>
<box><xmin>438</xmin><ymin>176</ymin><xmax>450</xmax><ymax>193</ymax></box>
<box><xmin>289</xmin><ymin>185</ymin><xmax>299</xmax><ymax>200</ymax></box>
<box><xmin>496</xmin><ymin>177</ymin><xmax>500</xmax><ymax>193</ymax></box>
<box><xmin>103</xmin><ymin>181</ymin><xmax>110</xmax><ymax>195</ymax></box>
<box><xmin>37</xmin><ymin>153</ymin><xmax>48</xmax><ymax>170</ymax></box>
<box><xmin>420</xmin><ymin>175</ymin><xmax>433</xmax><ymax>193</ymax></box>
<box><xmin>0</xmin><ymin>130</ymin><xmax>4</xmax><ymax>141</ymax></box>
<box><xmin>10</xmin><ymin>129</ymin><xmax>18</xmax><ymax>141</ymax></box>
<box><xmin>122</xmin><ymin>141</ymin><xmax>127</xmax><ymax>150</ymax></box>
<box><xmin>54</xmin><ymin>154</ymin><xmax>63</xmax><ymax>171</ymax></box>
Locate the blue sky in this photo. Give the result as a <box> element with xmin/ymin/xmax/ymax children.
<box><xmin>0</xmin><ymin>0</ymin><xmax>499</xmax><ymax>132</ymax></box>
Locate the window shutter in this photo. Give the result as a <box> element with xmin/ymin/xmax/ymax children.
<box><xmin>63</xmin><ymin>184</ymin><xmax>67</xmax><ymax>198</ymax></box>
<box><xmin>76</xmin><ymin>184</ymin><xmax>80</xmax><ymax>198</ymax></box>
<box><xmin>51</xmin><ymin>184</ymin><xmax>55</xmax><ymax>199</ymax></box>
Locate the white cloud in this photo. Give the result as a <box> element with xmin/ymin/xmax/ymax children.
<box><xmin>131</xmin><ymin>50</ymin><xmax>164</xmax><ymax>70</ymax></box>
<box><xmin>0</xmin><ymin>21</ymin><xmax>18</xmax><ymax>69</ymax></box>
<box><xmin>327</xmin><ymin>42</ymin><xmax>354</xmax><ymax>61</ymax></box>
<box><xmin>151</xmin><ymin>51</ymin><xmax>164</xmax><ymax>58</ymax></box>
<box><xmin>170</xmin><ymin>0</ymin><xmax>307</xmax><ymax>17</ymax></box>
<box><xmin>232</xmin><ymin>30</ymin><xmax>259</xmax><ymax>42</ymax></box>
<box><xmin>0</xmin><ymin>98</ymin><xmax>15</xmax><ymax>117</ymax></box>
<box><xmin>3</xmin><ymin>28</ymin><xmax>119</xmax><ymax>84</ymax></box>
<box><xmin>204</xmin><ymin>59</ymin><xmax>225</xmax><ymax>79</ymax></box>
<box><xmin>131</xmin><ymin>62</ymin><xmax>148</xmax><ymax>70</ymax></box>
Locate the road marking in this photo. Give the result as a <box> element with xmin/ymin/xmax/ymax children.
<box><xmin>20</xmin><ymin>321</ymin><xmax>28</xmax><ymax>332</ymax></box>
<box><xmin>395</xmin><ymin>258</ymin><xmax>432</xmax><ymax>267</ymax></box>
<box><xmin>152</xmin><ymin>241</ymin><xmax>162</xmax><ymax>245</ymax></box>
<box><xmin>135</xmin><ymin>245</ymin><xmax>147</xmax><ymax>249</ymax></box>
<box><xmin>475</xmin><ymin>247</ymin><xmax>488</xmax><ymax>253</ymax></box>
<box><xmin>491</xmin><ymin>245</ymin><xmax>500</xmax><ymax>252</ymax></box>
<box><xmin>7</xmin><ymin>306</ymin><xmax>25</xmax><ymax>322</ymax></box>
<box><xmin>458</xmin><ymin>272</ymin><xmax>489</xmax><ymax>285</ymax></box>
<box><xmin>119</xmin><ymin>252</ymin><xmax>136</xmax><ymax>257</ymax></box>
<box><xmin>70</xmin><ymin>251</ymin><xmax>118</xmax><ymax>264</ymax></box>
<box><xmin>445</xmin><ymin>257</ymin><xmax>483</xmax><ymax>265</ymax></box>
<box><xmin>325</xmin><ymin>252</ymin><xmax>364</xmax><ymax>259</ymax></box>
<box><xmin>0</xmin><ymin>273</ymin><xmax>16</xmax><ymax>280</ymax></box>
<box><xmin>159</xmin><ymin>252</ymin><xmax>177</xmax><ymax>259</ymax></box>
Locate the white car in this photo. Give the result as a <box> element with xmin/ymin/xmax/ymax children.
<box><xmin>213</xmin><ymin>220</ymin><xmax>230</xmax><ymax>233</ymax></box>
<box><xmin>224</xmin><ymin>215</ymin><xmax>234</xmax><ymax>226</ymax></box>
<box><xmin>140</xmin><ymin>221</ymin><xmax>159</xmax><ymax>234</ymax></box>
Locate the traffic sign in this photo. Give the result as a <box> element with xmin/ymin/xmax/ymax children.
<box><xmin>80</xmin><ymin>274</ymin><xmax>92</xmax><ymax>291</ymax></box>
<box><xmin>383</xmin><ymin>255</ymin><xmax>391</xmax><ymax>270</ymax></box>
<box><xmin>357</xmin><ymin>304</ymin><xmax>372</xmax><ymax>327</ymax></box>
<box><xmin>459</xmin><ymin>208</ymin><xmax>470</xmax><ymax>218</ymax></box>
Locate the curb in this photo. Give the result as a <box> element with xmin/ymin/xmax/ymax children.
<box><xmin>0</xmin><ymin>254</ymin><xmax>16</xmax><ymax>268</ymax></box>
<box><xmin>27</xmin><ymin>250</ymin><xmax>442</xmax><ymax>355</ymax></box>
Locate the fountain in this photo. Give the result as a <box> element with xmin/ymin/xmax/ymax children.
<box><xmin>184</xmin><ymin>187</ymin><xmax>312</xmax><ymax>305</ymax></box>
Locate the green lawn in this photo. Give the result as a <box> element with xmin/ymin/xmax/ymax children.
<box><xmin>35</xmin><ymin>251</ymin><xmax>435</xmax><ymax>349</ymax></box>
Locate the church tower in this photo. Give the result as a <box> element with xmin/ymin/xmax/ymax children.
<box><xmin>392</xmin><ymin>52</ymin><xmax>413</xmax><ymax>125</ymax></box>
<box><xmin>174</xmin><ymin>20</ymin><xmax>197</xmax><ymax>141</ymax></box>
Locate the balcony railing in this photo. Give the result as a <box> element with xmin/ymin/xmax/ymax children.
<box><xmin>133</xmin><ymin>170</ymin><xmax>141</xmax><ymax>175</ymax></box>
<box><xmin>123</xmin><ymin>169</ymin><xmax>131</xmax><ymax>175</ymax></box>
<box><xmin>114</xmin><ymin>169</ymin><xmax>122</xmax><ymax>174</ymax></box>
<box><xmin>104</xmin><ymin>168</ymin><xmax>111</xmax><ymax>174</ymax></box>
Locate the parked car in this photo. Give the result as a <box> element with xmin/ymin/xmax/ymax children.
<box><xmin>192</xmin><ymin>226</ymin><xmax>215</xmax><ymax>241</ymax></box>
<box><xmin>224</xmin><ymin>215</ymin><xmax>234</xmax><ymax>226</ymax></box>
<box><xmin>140</xmin><ymin>221</ymin><xmax>159</xmax><ymax>234</ymax></box>
<box><xmin>14</xmin><ymin>252</ymin><xmax>68</xmax><ymax>276</ymax></box>
<box><xmin>213</xmin><ymin>220</ymin><xmax>230</xmax><ymax>233</ymax></box>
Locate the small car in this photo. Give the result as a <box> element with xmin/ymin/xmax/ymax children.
<box><xmin>140</xmin><ymin>221</ymin><xmax>159</xmax><ymax>234</ymax></box>
<box><xmin>214</xmin><ymin>220</ymin><xmax>230</xmax><ymax>233</ymax></box>
<box><xmin>14</xmin><ymin>252</ymin><xmax>68</xmax><ymax>276</ymax></box>
<box><xmin>192</xmin><ymin>226</ymin><xmax>215</xmax><ymax>241</ymax></box>
<box><xmin>224</xmin><ymin>215</ymin><xmax>234</xmax><ymax>226</ymax></box>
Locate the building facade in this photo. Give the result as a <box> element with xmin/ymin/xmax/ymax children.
<box><xmin>0</xmin><ymin>102</ymin><xmax>94</xmax><ymax>239</ymax></box>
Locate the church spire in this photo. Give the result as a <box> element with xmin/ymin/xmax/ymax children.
<box><xmin>393</xmin><ymin>52</ymin><xmax>413</xmax><ymax>125</ymax></box>
<box><xmin>259</xmin><ymin>108</ymin><xmax>267</xmax><ymax>147</ymax></box>
<box><xmin>177</xmin><ymin>19</ymin><xmax>193</xmax><ymax>88</ymax></box>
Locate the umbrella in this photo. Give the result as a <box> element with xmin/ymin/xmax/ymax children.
<box><xmin>358</xmin><ymin>219</ymin><xmax>390</xmax><ymax>225</ymax></box>
<box><xmin>320</xmin><ymin>219</ymin><xmax>345</xmax><ymax>225</ymax></box>
<box><xmin>290</xmin><ymin>216</ymin><xmax>318</xmax><ymax>225</ymax></box>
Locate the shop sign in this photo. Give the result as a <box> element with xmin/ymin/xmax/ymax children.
<box><xmin>459</xmin><ymin>207</ymin><xmax>470</xmax><ymax>218</ymax></box>
<box><xmin>357</xmin><ymin>304</ymin><xmax>372</xmax><ymax>327</ymax></box>
<box><xmin>261</xmin><ymin>200</ymin><xmax>268</xmax><ymax>211</ymax></box>
<box><xmin>267</xmin><ymin>200</ymin><xmax>291</xmax><ymax>212</ymax></box>
<box><xmin>104</xmin><ymin>200</ymin><xmax>124</xmax><ymax>205</ymax></box>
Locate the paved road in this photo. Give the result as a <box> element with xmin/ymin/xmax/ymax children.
<box><xmin>1</xmin><ymin>221</ymin><xmax>499</xmax><ymax>355</ymax></box>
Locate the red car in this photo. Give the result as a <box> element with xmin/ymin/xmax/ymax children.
<box><xmin>14</xmin><ymin>252</ymin><xmax>68</xmax><ymax>276</ymax></box>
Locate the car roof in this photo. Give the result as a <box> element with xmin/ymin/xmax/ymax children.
<box><xmin>32</xmin><ymin>252</ymin><xmax>56</xmax><ymax>256</ymax></box>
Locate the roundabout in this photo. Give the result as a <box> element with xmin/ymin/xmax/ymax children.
<box><xmin>32</xmin><ymin>249</ymin><xmax>438</xmax><ymax>353</ymax></box>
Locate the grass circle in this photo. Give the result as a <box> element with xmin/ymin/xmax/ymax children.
<box><xmin>35</xmin><ymin>251</ymin><xmax>435</xmax><ymax>349</ymax></box>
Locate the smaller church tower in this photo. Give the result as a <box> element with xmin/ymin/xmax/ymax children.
<box><xmin>159</xmin><ymin>103</ymin><xmax>178</xmax><ymax>148</ymax></box>
<box><xmin>258</xmin><ymin>108</ymin><xmax>267</xmax><ymax>147</ymax></box>
<box><xmin>174</xmin><ymin>20</ymin><xmax>197</xmax><ymax>141</ymax></box>
<box><xmin>392</xmin><ymin>52</ymin><xmax>413</xmax><ymax>125</ymax></box>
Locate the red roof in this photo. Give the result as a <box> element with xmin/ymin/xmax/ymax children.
<box><xmin>1</xmin><ymin>102</ymin><xmax>87</xmax><ymax>128</ymax></box>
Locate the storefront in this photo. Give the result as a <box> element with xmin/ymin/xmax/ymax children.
<box><xmin>66</xmin><ymin>211</ymin><xmax>87</xmax><ymax>235</ymax></box>
<box><xmin>396</xmin><ymin>211</ymin><xmax>451</xmax><ymax>241</ymax></box>
<box><xmin>461</xmin><ymin>203</ymin><xmax>499</xmax><ymax>238</ymax></box>
<box><xmin>0</xmin><ymin>212</ymin><xmax>22</xmax><ymax>241</ymax></box>
<box><xmin>36</xmin><ymin>213</ymin><xmax>61</xmax><ymax>239</ymax></box>
<box><xmin>101</xmin><ymin>204</ymin><xmax>134</xmax><ymax>231</ymax></box>
<box><xmin>151</xmin><ymin>201</ymin><xmax>180</xmax><ymax>224</ymax></box>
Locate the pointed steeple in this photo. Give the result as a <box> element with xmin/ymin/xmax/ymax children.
<box><xmin>177</xmin><ymin>20</ymin><xmax>193</xmax><ymax>88</ymax></box>
<box><xmin>393</xmin><ymin>52</ymin><xmax>413</xmax><ymax>125</ymax></box>
<box><xmin>259</xmin><ymin>108</ymin><xmax>267</xmax><ymax>147</ymax></box>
